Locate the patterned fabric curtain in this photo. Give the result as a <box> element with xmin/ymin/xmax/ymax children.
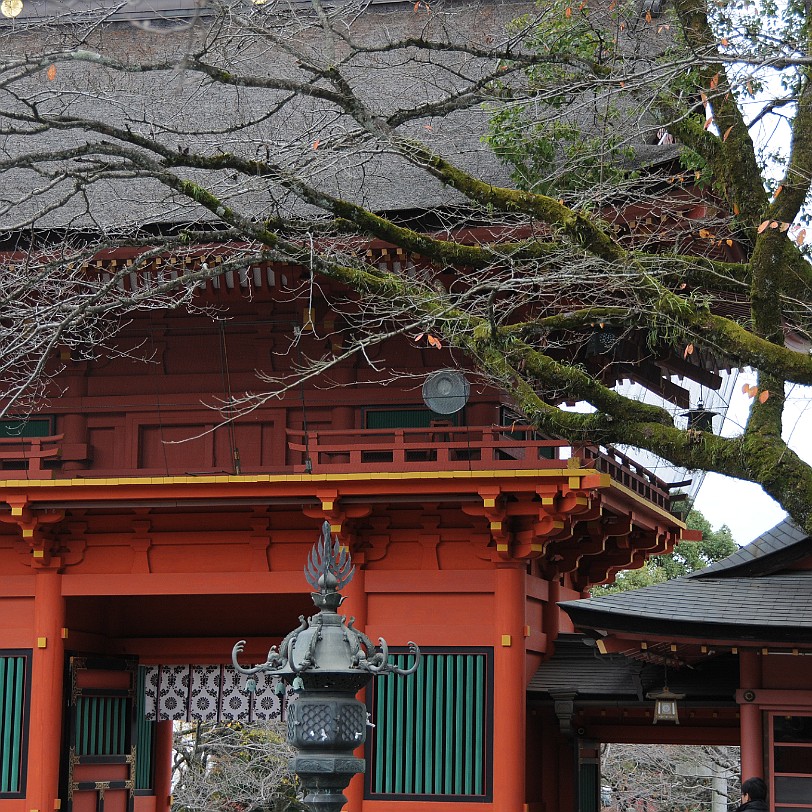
<box><xmin>142</xmin><ymin>664</ymin><xmax>293</xmax><ymax>723</ymax></box>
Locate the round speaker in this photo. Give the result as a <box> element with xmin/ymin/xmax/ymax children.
<box><xmin>422</xmin><ymin>369</ymin><xmax>470</xmax><ymax>414</ymax></box>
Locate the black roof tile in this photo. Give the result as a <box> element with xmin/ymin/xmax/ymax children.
<box><xmin>691</xmin><ymin>517</ymin><xmax>809</xmax><ymax>577</ymax></box>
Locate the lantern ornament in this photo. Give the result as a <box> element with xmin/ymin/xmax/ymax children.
<box><xmin>646</xmin><ymin>685</ymin><xmax>686</xmax><ymax>724</ymax></box>
<box><xmin>680</xmin><ymin>400</ymin><xmax>719</xmax><ymax>433</ymax></box>
<box><xmin>232</xmin><ymin>520</ymin><xmax>420</xmax><ymax>812</ymax></box>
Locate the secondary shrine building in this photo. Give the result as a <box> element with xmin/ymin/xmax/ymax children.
<box><xmin>0</xmin><ymin>246</ymin><xmax>702</xmax><ymax>812</ymax></box>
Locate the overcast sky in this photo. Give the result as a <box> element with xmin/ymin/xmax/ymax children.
<box><xmin>692</xmin><ymin>372</ymin><xmax>811</xmax><ymax>545</ymax></box>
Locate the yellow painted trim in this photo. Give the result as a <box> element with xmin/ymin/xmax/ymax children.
<box><xmin>0</xmin><ymin>468</ymin><xmax>684</xmax><ymax>527</ymax></box>
<box><xmin>596</xmin><ymin>639</ymin><xmax>608</xmax><ymax>655</ymax></box>
<box><xmin>0</xmin><ymin>468</ymin><xmax>591</xmax><ymax>489</ymax></box>
<box><xmin>501</xmin><ymin>634</ymin><xmax>512</xmax><ymax>647</ymax></box>
<box><xmin>37</xmin><ymin>637</ymin><xmax>47</xmax><ymax>649</ymax></box>
<box><xmin>606</xmin><ymin>480</ymin><xmax>687</xmax><ymax>527</ymax></box>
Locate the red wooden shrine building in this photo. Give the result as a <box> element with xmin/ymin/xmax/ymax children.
<box><xmin>0</xmin><ymin>4</ymin><xmax>809</xmax><ymax>812</ymax></box>
<box><xmin>0</xmin><ymin>244</ymin><xmax>702</xmax><ymax>812</ymax></box>
<box><xmin>2</xmin><ymin>240</ymin><xmax>810</xmax><ymax>812</ymax></box>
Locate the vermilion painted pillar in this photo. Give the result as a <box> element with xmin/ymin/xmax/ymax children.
<box><xmin>493</xmin><ymin>563</ymin><xmax>527</xmax><ymax>812</ymax></box>
<box><xmin>739</xmin><ymin>649</ymin><xmax>763</xmax><ymax>780</ymax></box>
<box><xmin>27</xmin><ymin>568</ymin><xmax>66</xmax><ymax>812</ymax></box>
<box><xmin>342</xmin><ymin>558</ymin><xmax>367</xmax><ymax>812</ymax></box>
<box><xmin>152</xmin><ymin>721</ymin><xmax>174</xmax><ymax>812</ymax></box>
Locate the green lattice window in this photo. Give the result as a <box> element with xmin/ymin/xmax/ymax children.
<box><xmin>364</xmin><ymin>408</ymin><xmax>460</xmax><ymax>429</ymax></box>
<box><xmin>0</xmin><ymin>418</ymin><xmax>52</xmax><ymax>438</ymax></box>
<box><xmin>74</xmin><ymin>695</ymin><xmax>129</xmax><ymax>756</ymax></box>
<box><xmin>0</xmin><ymin>652</ymin><xmax>29</xmax><ymax>796</ymax></box>
<box><xmin>367</xmin><ymin>649</ymin><xmax>492</xmax><ymax>801</ymax></box>
<box><xmin>135</xmin><ymin>667</ymin><xmax>155</xmax><ymax>790</ymax></box>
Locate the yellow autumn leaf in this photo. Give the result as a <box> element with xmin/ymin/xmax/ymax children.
<box><xmin>774</xmin><ymin>184</ymin><xmax>783</xmax><ymax>199</ymax></box>
<box><xmin>722</xmin><ymin>125</ymin><xmax>733</xmax><ymax>142</ymax></box>
<box><xmin>758</xmin><ymin>390</ymin><xmax>770</xmax><ymax>403</ymax></box>
<box><xmin>47</xmin><ymin>64</ymin><xmax>57</xmax><ymax>81</ymax></box>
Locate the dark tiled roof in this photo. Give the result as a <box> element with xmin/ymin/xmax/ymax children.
<box><xmin>528</xmin><ymin>634</ymin><xmax>645</xmax><ymax>697</ymax></box>
<box><xmin>0</xmin><ymin>1</ymin><xmax>679</xmax><ymax>233</ymax></box>
<box><xmin>690</xmin><ymin>517</ymin><xmax>809</xmax><ymax>577</ymax></box>
<box><xmin>529</xmin><ymin>634</ymin><xmax>738</xmax><ymax>699</ymax></box>
<box><xmin>561</xmin><ymin>571</ymin><xmax>812</xmax><ymax>643</ymax></box>
<box><xmin>559</xmin><ymin>518</ymin><xmax>812</xmax><ymax>643</ymax></box>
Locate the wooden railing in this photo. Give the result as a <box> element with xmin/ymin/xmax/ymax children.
<box><xmin>0</xmin><ymin>434</ymin><xmax>63</xmax><ymax>478</ymax></box>
<box><xmin>0</xmin><ymin>427</ymin><xmax>683</xmax><ymax>514</ymax></box>
<box><xmin>287</xmin><ymin>425</ymin><xmax>567</xmax><ymax>471</ymax></box>
<box><xmin>287</xmin><ymin>426</ymin><xmax>683</xmax><ymax>512</ymax></box>
<box><xmin>578</xmin><ymin>444</ymin><xmax>676</xmax><ymax>511</ymax></box>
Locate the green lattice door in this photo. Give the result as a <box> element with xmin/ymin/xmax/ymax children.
<box><xmin>63</xmin><ymin>657</ymin><xmax>138</xmax><ymax>812</ymax></box>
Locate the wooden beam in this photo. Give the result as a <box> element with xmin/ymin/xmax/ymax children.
<box><xmin>656</xmin><ymin>355</ymin><xmax>724</xmax><ymax>390</ymax></box>
<box><xmin>623</xmin><ymin>364</ymin><xmax>691</xmax><ymax>408</ymax></box>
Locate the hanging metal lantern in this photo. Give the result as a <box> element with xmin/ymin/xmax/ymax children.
<box><xmin>680</xmin><ymin>401</ymin><xmax>719</xmax><ymax>433</ymax></box>
<box><xmin>646</xmin><ymin>685</ymin><xmax>685</xmax><ymax>724</ymax></box>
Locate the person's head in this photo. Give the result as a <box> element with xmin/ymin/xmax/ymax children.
<box><xmin>741</xmin><ymin>777</ymin><xmax>768</xmax><ymax>803</ymax></box>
